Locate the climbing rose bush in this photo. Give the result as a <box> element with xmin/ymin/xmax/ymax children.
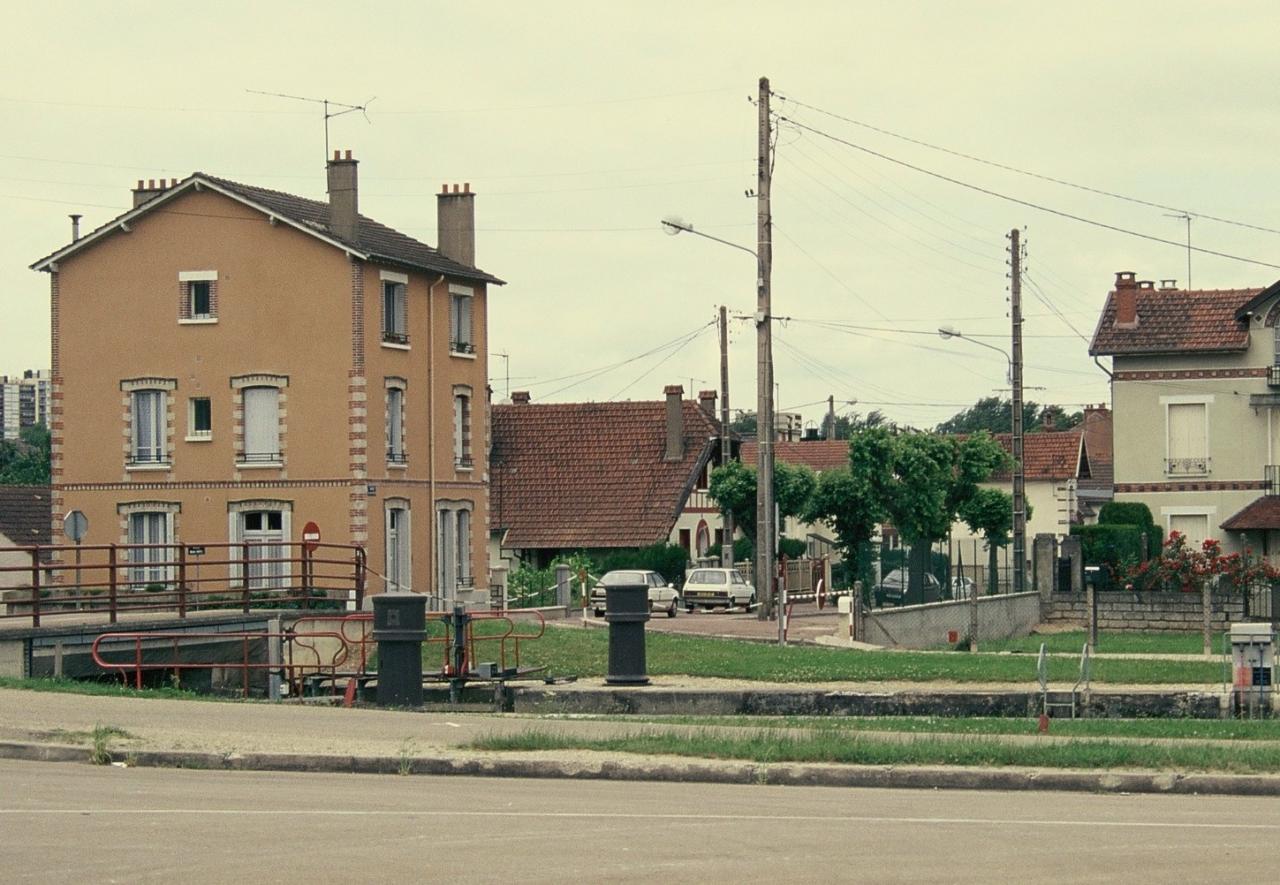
<box><xmin>1124</xmin><ymin>531</ymin><xmax>1279</xmax><ymax>592</ymax></box>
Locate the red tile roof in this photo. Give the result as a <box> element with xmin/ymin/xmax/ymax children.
<box><xmin>741</xmin><ymin>440</ymin><xmax>849</xmax><ymax>473</ymax></box>
<box><xmin>1090</xmin><ymin>287</ymin><xmax>1261</xmax><ymax>356</ymax></box>
<box><xmin>1221</xmin><ymin>496</ymin><xmax>1280</xmax><ymax>531</ymax></box>
<box><xmin>0</xmin><ymin>485</ymin><xmax>52</xmax><ymax>547</ymax></box>
<box><xmin>989</xmin><ymin>431</ymin><xmax>1083</xmax><ymax>482</ymax></box>
<box><xmin>491</xmin><ymin>400</ymin><xmax>720</xmax><ymax>550</ymax></box>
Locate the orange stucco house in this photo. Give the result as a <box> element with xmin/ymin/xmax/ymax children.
<box><xmin>30</xmin><ymin>152</ymin><xmax>502</xmax><ymax>606</ymax></box>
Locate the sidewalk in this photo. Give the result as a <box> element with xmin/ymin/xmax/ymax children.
<box><xmin>3</xmin><ymin>686</ymin><xmax>1278</xmax><ymax>798</ymax></box>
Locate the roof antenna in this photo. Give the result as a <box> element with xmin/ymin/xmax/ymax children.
<box><xmin>245</xmin><ymin>89</ymin><xmax>375</xmax><ymax>163</ymax></box>
<box><xmin>1164</xmin><ymin>212</ymin><xmax>1192</xmax><ymax>290</ymax></box>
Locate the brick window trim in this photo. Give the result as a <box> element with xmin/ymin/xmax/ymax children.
<box><xmin>178</xmin><ymin>270</ymin><xmax>218</xmax><ymax>323</ymax></box>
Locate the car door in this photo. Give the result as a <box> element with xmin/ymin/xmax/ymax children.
<box><xmin>651</xmin><ymin>572</ymin><xmax>671</xmax><ymax>607</ymax></box>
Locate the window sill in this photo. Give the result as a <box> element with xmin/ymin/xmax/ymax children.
<box><xmin>185</xmin><ymin>434</ymin><xmax>213</xmax><ymax>443</ymax></box>
<box><xmin>386</xmin><ymin>461</ymin><xmax>408</xmax><ymax>470</ymax></box>
<box><xmin>126</xmin><ymin>462</ymin><xmax>172</xmax><ymax>472</ymax></box>
<box><xmin>381</xmin><ymin>341</ymin><xmax>411</xmax><ymax>352</ymax></box>
<box><xmin>179</xmin><ymin>317</ymin><xmax>218</xmax><ymax>325</ymax></box>
<box><xmin>449</xmin><ymin>350</ymin><xmax>477</xmax><ymax>361</ymax></box>
<box><xmin>236</xmin><ymin>461</ymin><xmax>284</xmax><ymax>470</ymax></box>
<box><xmin>454</xmin><ymin>462</ymin><xmax>474</xmax><ymax>473</ymax></box>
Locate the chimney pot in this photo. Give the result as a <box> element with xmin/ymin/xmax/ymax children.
<box><xmin>136</xmin><ymin>179</ymin><xmax>144</xmax><ymax>190</ymax></box>
<box><xmin>437</xmin><ymin>180</ymin><xmax>477</xmax><ymax>266</ymax></box>
<box><xmin>511</xmin><ymin>391</ymin><xmax>530</xmax><ymax>405</ymax></box>
<box><xmin>1114</xmin><ymin>270</ymin><xmax>1139</xmax><ymax>328</ymax></box>
<box><xmin>1138</xmin><ymin>280</ymin><xmax>1155</xmax><ymax>290</ymax></box>
<box><xmin>326</xmin><ymin>150</ymin><xmax>359</xmax><ymax>242</ymax></box>
<box><xmin>463</xmin><ymin>182</ymin><xmax>470</xmax><ymax>193</ymax></box>
<box><xmin>69</xmin><ymin>214</ymin><xmax>82</xmax><ymax>242</ymax></box>
<box><xmin>148</xmin><ymin>179</ymin><xmax>156</xmax><ymax>189</ymax></box>
<box><xmin>1160</xmin><ymin>279</ymin><xmax>1177</xmax><ymax>290</ymax></box>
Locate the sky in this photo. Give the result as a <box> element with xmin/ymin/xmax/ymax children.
<box><xmin>5</xmin><ymin>1</ymin><xmax>1280</xmax><ymax>432</ymax></box>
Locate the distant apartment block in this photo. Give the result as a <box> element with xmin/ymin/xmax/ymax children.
<box><xmin>0</xmin><ymin>370</ymin><xmax>50</xmax><ymax>440</ymax></box>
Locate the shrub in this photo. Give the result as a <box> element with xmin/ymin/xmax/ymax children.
<box><xmin>1072</xmin><ymin>523</ymin><xmax>1145</xmax><ymax>586</ymax></box>
<box><xmin>1098</xmin><ymin>502</ymin><xmax>1159</xmax><ymax>558</ymax></box>
<box><xmin>778</xmin><ymin>536</ymin><xmax>807</xmax><ymax>560</ymax></box>
<box><xmin>594</xmin><ymin>543</ymin><xmax>689</xmax><ymax>588</ymax></box>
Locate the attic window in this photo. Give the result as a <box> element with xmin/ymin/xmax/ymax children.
<box><xmin>178</xmin><ymin>270</ymin><xmax>218</xmax><ymax>323</ymax></box>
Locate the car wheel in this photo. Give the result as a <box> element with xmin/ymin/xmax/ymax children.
<box><xmin>686</xmin><ymin>603</ymin><xmax>696</xmax><ymax>613</ymax></box>
<box><xmin>593</xmin><ymin>608</ymin><xmax>604</xmax><ymax>617</ymax></box>
<box><xmin>667</xmin><ymin>597</ymin><xmax>678</xmax><ymax>618</ymax></box>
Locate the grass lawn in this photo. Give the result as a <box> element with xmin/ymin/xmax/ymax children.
<box><xmin>966</xmin><ymin>630</ymin><xmax>1227</xmax><ymax>655</ymax></box>
<box><xmin>464</xmin><ymin>623</ymin><xmax>1224</xmax><ymax>684</ymax></box>
<box><xmin>556</xmin><ymin>714</ymin><xmax>1280</xmax><ymax>741</ymax></box>
<box><xmin>470</xmin><ymin>727</ymin><xmax>1280</xmax><ymax>774</ymax></box>
<box><xmin>0</xmin><ymin>676</ymin><xmax>204</xmax><ymax>700</ymax></box>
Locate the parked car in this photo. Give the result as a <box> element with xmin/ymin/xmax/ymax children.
<box><xmin>950</xmin><ymin>576</ymin><xmax>977</xmax><ymax>600</ymax></box>
<box><xmin>590</xmin><ymin>569</ymin><xmax>679</xmax><ymax>618</ymax></box>
<box><xmin>874</xmin><ymin>568</ymin><xmax>942</xmax><ymax>607</ymax></box>
<box><xmin>682</xmin><ymin>568</ymin><xmax>755</xmax><ymax>612</ymax></box>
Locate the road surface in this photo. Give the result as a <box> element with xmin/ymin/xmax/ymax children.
<box><xmin>2</xmin><ymin>759</ymin><xmax>1277</xmax><ymax>883</ymax></box>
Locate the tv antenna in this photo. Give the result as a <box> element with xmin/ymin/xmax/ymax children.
<box><xmin>1164</xmin><ymin>212</ymin><xmax>1192</xmax><ymax>290</ymax></box>
<box><xmin>245</xmin><ymin>89</ymin><xmax>375</xmax><ymax>162</ymax></box>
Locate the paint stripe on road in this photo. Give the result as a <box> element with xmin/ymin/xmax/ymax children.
<box><xmin>4</xmin><ymin>808</ymin><xmax>1280</xmax><ymax>830</ymax></box>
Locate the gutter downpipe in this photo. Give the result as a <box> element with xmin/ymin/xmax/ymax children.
<box><xmin>429</xmin><ymin>274</ymin><xmax>445</xmax><ymax>603</ymax></box>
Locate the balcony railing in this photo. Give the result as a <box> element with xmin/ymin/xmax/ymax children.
<box><xmin>126</xmin><ymin>452</ymin><xmax>171</xmax><ymax>467</ymax></box>
<box><xmin>455</xmin><ymin>455</ymin><xmax>474</xmax><ymax>470</ymax></box>
<box><xmin>238</xmin><ymin>451</ymin><xmax>283</xmax><ymax>465</ymax></box>
<box><xmin>1269</xmin><ymin>366</ymin><xmax>1280</xmax><ymax>388</ymax></box>
<box><xmin>382</xmin><ymin>330</ymin><xmax>409</xmax><ymax>345</ymax></box>
<box><xmin>1165</xmin><ymin>456</ymin><xmax>1211</xmax><ymax>477</ymax></box>
<box><xmin>1268</xmin><ymin>465</ymin><xmax>1280</xmax><ymax>496</ymax></box>
<box><xmin>450</xmin><ymin>340</ymin><xmax>476</xmax><ymax>355</ymax></box>
<box><xmin>386</xmin><ymin>449</ymin><xmax>408</xmax><ymax>465</ymax></box>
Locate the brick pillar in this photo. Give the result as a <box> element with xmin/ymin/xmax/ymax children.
<box><xmin>1060</xmin><ymin>535</ymin><xmax>1083</xmax><ymax>593</ymax></box>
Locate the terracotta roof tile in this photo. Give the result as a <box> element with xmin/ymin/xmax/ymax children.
<box><xmin>0</xmin><ymin>485</ymin><xmax>52</xmax><ymax>547</ymax></box>
<box><xmin>740</xmin><ymin>440</ymin><xmax>849</xmax><ymax>473</ymax></box>
<box><xmin>491</xmin><ymin>400</ymin><xmax>720</xmax><ymax>550</ymax></box>
<box><xmin>1221</xmin><ymin>496</ymin><xmax>1280</xmax><ymax>531</ymax></box>
<box><xmin>989</xmin><ymin>431</ymin><xmax>1083</xmax><ymax>482</ymax></box>
<box><xmin>1090</xmin><ymin>287</ymin><xmax>1260</xmax><ymax>356</ymax></box>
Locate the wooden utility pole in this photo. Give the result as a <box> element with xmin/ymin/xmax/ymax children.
<box><xmin>1010</xmin><ymin>229</ymin><xmax>1027</xmax><ymax>596</ymax></box>
<box><xmin>719</xmin><ymin>305</ymin><xmax>734</xmax><ymax>567</ymax></box>
<box><xmin>755</xmin><ymin>76</ymin><xmax>777</xmax><ymax>635</ymax></box>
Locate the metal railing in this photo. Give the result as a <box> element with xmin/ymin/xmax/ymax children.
<box><xmin>1166</xmin><ymin>456</ymin><xmax>1211</xmax><ymax>476</ymax></box>
<box><xmin>386</xmin><ymin>449</ymin><xmax>409</xmax><ymax>464</ymax></box>
<box><xmin>1267</xmin><ymin>464</ymin><xmax>1280</xmax><ymax>496</ymax></box>
<box><xmin>0</xmin><ymin>541</ymin><xmax>366</xmax><ymax>627</ymax></box>
<box><xmin>382</xmin><ymin>330</ymin><xmax>409</xmax><ymax>345</ymax></box>
<box><xmin>1268</xmin><ymin>365</ymin><xmax>1280</xmax><ymax>388</ymax></box>
<box><xmin>450</xmin><ymin>340</ymin><xmax>476</xmax><ymax>355</ymax></box>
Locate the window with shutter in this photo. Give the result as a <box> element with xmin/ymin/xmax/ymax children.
<box><xmin>1166</xmin><ymin>402</ymin><xmax>1208</xmax><ymax>475</ymax></box>
<box><xmin>131</xmin><ymin>390</ymin><xmax>167</xmax><ymax>465</ymax></box>
<box><xmin>243</xmin><ymin>387</ymin><xmax>280</xmax><ymax>463</ymax></box>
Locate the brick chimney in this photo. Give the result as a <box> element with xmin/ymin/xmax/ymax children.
<box><xmin>327</xmin><ymin>150</ymin><xmax>359</xmax><ymax>243</ymax></box>
<box><xmin>1113</xmin><ymin>271</ymin><xmax>1138</xmax><ymax>328</ymax></box>
<box><xmin>437</xmin><ymin>182</ymin><xmax>476</xmax><ymax>267</ymax></box>
<box><xmin>664</xmin><ymin>384</ymin><xmax>684</xmax><ymax>462</ymax></box>
<box><xmin>132</xmin><ymin>177</ymin><xmax>179</xmax><ymax>208</ymax></box>
<box><xmin>511</xmin><ymin>391</ymin><xmax>530</xmax><ymax>405</ymax></box>
<box><xmin>698</xmin><ymin>389</ymin><xmax>717</xmax><ymax>419</ymax></box>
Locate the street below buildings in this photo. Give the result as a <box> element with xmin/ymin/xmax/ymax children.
<box><xmin>3</xmin><ymin>758</ymin><xmax>1278</xmax><ymax>883</ymax></box>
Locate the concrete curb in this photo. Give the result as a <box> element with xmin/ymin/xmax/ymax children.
<box><xmin>4</xmin><ymin>740</ymin><xmax>1279</xmax><ymax>797</ymax></box>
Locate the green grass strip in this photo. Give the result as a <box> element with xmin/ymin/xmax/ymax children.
<box><xmin>471</xmin><ymin>727</ymin><xmax>1280</xmax><ymax>774</ymax></box>
<box><xmin>484</xmin><ymin>625</ymin><xmax>1223</xmax><ymax>684</ymax></box>
<box><xmin>968</xmin><ymin>630</ymin><xmax>1226</xmax><ymax>655</ymax></box>
<box><xmin>559</xmin><ymin>714</ymin><xmax>1280</xmax><ymax>742</ymax></box>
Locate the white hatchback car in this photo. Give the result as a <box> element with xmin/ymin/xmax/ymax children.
<box><xmin>682</xmin><ymin>568</ymin><xmax>755</xmax><ymax>612</ymax></box>
<box><xmin>590</xmin><ymin>569</ymin><xmax>680</xmax><ymax>618</ymax></box>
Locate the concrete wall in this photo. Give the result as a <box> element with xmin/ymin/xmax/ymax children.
<box><xmin>1045</xmin><ymin>591</ymin><xmax>1246</xmax><ymax>632</ymax></box>
<box><xmin>862</xmin><ymin>591</ymin><xmax>1041</xmax><ymax>649</ymax></box>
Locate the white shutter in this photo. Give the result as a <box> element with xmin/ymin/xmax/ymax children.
<box><xmin>1167</xmin><ymin>403</ymin><xmax>1206</xmax><ymax>460</ymax></box>
<box><xmin>244</xmin><ymin>387</ymin><xmax>279</xmax><ymax>459</ymax></box>
<box><xmin>453</xmin><ymin>395</ymin><xmax>464</xmax><ymax>461</ymax></box>
<box><xmin>456</xmin><ymin>510</ymin><xmax>470</xmax><ymax>584</ymax></box>
<box><xmin>387</xmin><ymin>388</ymin><xmax>403</xmax><ymax>457</ymax></box>
<box><xmin>1169</xmin><ymin>514</ymin><xmax>1208</xmax><ymax>546</ymax></box>
<box><xmin>459</xmin><ymin>295</ymin><xmax>472</xmax><ymax>345</ymax></box>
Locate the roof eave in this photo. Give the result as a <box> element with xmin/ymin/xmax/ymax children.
<box><xmin>30</xmin><ymin>174</ymin><xmax>372</xmax><ymax>272</ymax></box>
<box><xmin>1234</xmin><ymin>279</ymin><xmax>1280</xmax><ymax>320</ymax></box>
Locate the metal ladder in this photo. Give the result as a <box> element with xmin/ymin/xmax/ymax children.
<box><xmin>1038</xmin><ymin>642</ymin><xmax>1091</xmax><ymax>719</ymax></box>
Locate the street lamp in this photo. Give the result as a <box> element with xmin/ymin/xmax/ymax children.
<box><xmin>938</xmin><ymin>325</ymin><xmax>1026</xmax><ymax>596</ymax></box>
<box><xmin>663</xmin><ymin>215</ymin><xmax>779</xmax><ymax>636</ymax></box>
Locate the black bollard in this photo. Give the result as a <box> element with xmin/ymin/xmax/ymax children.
<box><xmin>603</xmin><ymin>576</ymin><xmax>651</xmax><ymax>685</ymax></box>
<box><xmin>372</xmin><ymin>593</ymin><xmax>426</xmax><ymax>707</ymax></box>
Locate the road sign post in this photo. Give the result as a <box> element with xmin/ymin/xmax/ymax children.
<box><xmin>62</xmin><ymin>510</ymin><xmax>88</xmax><ymax>595</ymax></box>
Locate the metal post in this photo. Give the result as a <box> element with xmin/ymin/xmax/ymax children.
<box><xmin>242</xmin><ymin>542</ymin><xmax>252</xmax><ymax>613</ymax></box>
<box><xmin>755</xmin><ymin>76</ymin><xmax>777</xmax><ymax>640</ymax></box>
<box><xmin>108</xmin><ymin>544</ymin><xmax>118</xmax><ymax>624</ymax></box>
<box><xmin>1010</xmin><ymin>229</ymin><xmax>1027</xmax><ymax>596</ymax></box>
<box><xmin>719</xmin><ymin>305</ymin><xmax>734</xmax><ymax>567</ymax></box>
<box><xmin>177</xmin><ymin>544</ymin><xmax>188</xmax><ymax>618</ymax></box>
<box><xmin>29</xmin><ymin>546</ymin><xmax>40</xmax><ymax>629</ymax></box>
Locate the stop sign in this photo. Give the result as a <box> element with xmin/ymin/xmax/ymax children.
<box><xmin>302</xmin><ymin>521</ymin><xmax>321</xmax><ymax>553</ymax></box>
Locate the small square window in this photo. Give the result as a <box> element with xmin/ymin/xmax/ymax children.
<box><xmin>188</xmin><ymin>397</ymin><xmax>212</xmax><ymax>440</ymax></box>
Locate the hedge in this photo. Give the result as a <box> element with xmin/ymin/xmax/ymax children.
<box><xmin>1071</xmin><ymin>523</ymin><xmax>1145</xmax><ymax>576</ymax></box>
<box><xmin>1098</xmin><ymin>501</ymin><xmax>1159</xmax><ymax>558</ymax></box>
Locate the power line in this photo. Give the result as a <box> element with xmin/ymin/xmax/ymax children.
<box><xmin>775</xmin><ymin>92</ymin><xmax>1280</xmax><ymax>238</ymax></box>
<box><xmin>777</xmin><ymin>115</ymin><xmax>1280</xmax><ymax>271</ymax></box>
<box><xmin>532</xmin><ymin>321</ymin><xmax>715</xmax><ymax>399</ymax></box>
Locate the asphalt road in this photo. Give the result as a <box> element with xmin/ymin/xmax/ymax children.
<box><xmin>4</xmin><ymin>759</ymin><xmax>1279</xmax><ymax>883</ymax></box>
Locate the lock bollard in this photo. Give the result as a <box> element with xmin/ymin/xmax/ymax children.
<box><xmin>603</xmin><ymin>576</ymin><xmax>651</xmax><ymax>685</ymax></box>
<box><xmin>372</xmin><ymin>593</ymin><xmax>426</xmax><ymax>707</ymax></box>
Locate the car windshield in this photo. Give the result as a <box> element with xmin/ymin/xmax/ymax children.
<box><xmin>688</xmin><ymin>570</ymin><xmax>726</xmax><ymax>584</ymax></box>
<box><xmin>600</xmin><ymin>571</ymin><xmax>649</xmax><ymax>586</ymax></box>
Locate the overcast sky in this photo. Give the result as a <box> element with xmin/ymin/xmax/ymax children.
<box><xmin>5</xmin><ymin>2</ymin><xmax>1280</xmax><ymax>431</ymax></box>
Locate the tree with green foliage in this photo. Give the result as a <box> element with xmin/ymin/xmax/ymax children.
<box><xmin>935</xmin><ymin>396</ymin><xmax>1082</xmax><ymax>435</ymax></box>
<box><xmin>803</xmin><ymin>464</ymin><xmax>884</xmax><ymax>588</ymax></box>
<box><xmin>0</xmin><ymin>424</ymin><xmax>50</xmax><ymax>485</ymax></box>
<box><xmin>958</xmin><ymin>487</ymin><xmax>1020</xmax><ymax>595</ymax></box>
<box><xmin>708</xmin><ymin>459</ymin><xmax>818</xmax><ymax>544</ymax></box>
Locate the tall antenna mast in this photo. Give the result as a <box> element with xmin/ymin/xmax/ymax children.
<box><xmin>1164</xmin><ymin>212</ymin><xmax>1192</xmax><ymax>289</ymax></box>
<box><xmin>245</xmin><ymin>89</ymin><xmax>375</xmax><ymax>165</ymax></box>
